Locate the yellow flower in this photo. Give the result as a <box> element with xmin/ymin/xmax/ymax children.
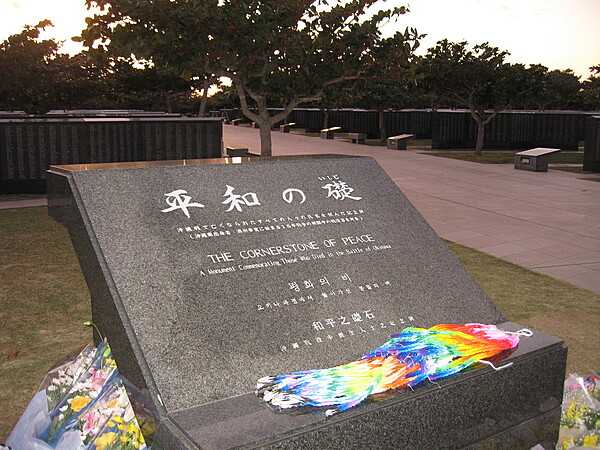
<box><xmin>561</xmin><ymin>437</ymin><xmax>574</xmax><ymax>450</ymax></box>
<box><xmin>95</xmin><ymin>432</ymin><xmax>117</xmax><ymax>450</ymax></box>
<box><xmin>582</xmin><ymin>434</ymin><xmax>599</xmax><ymax>447</ymax></box>
<box><xmin>105</xmin><ymin>358</ymin><xmax>117</xmax><ymax>368</ymax></box>
<box><xmin>141</xmin><ymin>419</ymin><xmax>156</xmax><ymax>436</ymax></box>
<box><xmin>70</xmin><ymin>396</ymin><xmax>91</xmax><ymax>412</ymax></box>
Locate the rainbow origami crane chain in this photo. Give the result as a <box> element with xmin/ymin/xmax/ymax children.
<box><xmin>257</xmin><ymin>323</ymin><xmax>532</xmax><ymax>416</ymax></box>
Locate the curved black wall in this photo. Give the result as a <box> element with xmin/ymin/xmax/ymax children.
<box><xmin>0</xmin><ymin>117</ymin><xmax>223</xmax><ymax>193</ymax></box>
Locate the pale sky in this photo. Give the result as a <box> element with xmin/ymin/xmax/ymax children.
<box><xmin>0</xmin><ymin>0</ymin><xmax>599</xmax><ymax>78</ymax></box>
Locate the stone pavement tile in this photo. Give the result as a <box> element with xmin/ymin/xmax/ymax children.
<box><xmin>509</xmin><ymin>237</ymin><xmax>558</xmax><ymax>251</ymax></box>
<box><xmin>452</xmin><ymin>234</ymin><xmax>514</xmax><ymax>249</ymax></box>
<box><xmin>540</xmin><ymin>243</ymin><xmax>600</xmax><ymax>261</ymax></box>
<box><xmin>534</xmin><ymin>255</ymin><xmax>600</xmax><ymax>268</ymax></box>
<box><xmin>535</xmin><ymin>266</ymin><xmax>600</xmax><ymax>293</ymax></box>
<box><xmin>528</xmin><ymin>229</ymin><xmax>600</xmax><ymax>253</ymax></box>
<box><xmin>503</xmin><ymin>251</ymin><xmax>561</xmax><ymax>268</ymax></box>
<box><xmin>581</xmin><ymin>262</ymin><xmax>600</xmax><ymax>271</ymax></box>
<box><xmin>533</xmin><ymin>262</ymin><xmax>597</xmax><ymax>276</ymax></box>
<box><xmin>479</xmin><ymin>242</ymin><xmax>531</xmax><ymax>258</ymax></box>
<box><xmin>441</xmin><ymin>230</ymin><xmax>488</xmax><ymax>242</ymax></box>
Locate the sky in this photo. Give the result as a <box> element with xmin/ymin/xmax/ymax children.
<box><xmin>0</xmin><ymin>0</ymin><xmax>599</xmax><ymax>78</ymax></box>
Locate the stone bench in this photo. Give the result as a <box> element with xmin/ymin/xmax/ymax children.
<box><xmin>280</xmin><ymin>122</ymin><xmax>296</xmax><ymax>133</ymax></box>
<box><xmin>225</xmin><ymin>146</ymin><xmax>250</xmax><ymax>157</ymax></box>
<box><xmin>514</xmin><ymin>148</ymin><xmax>561</xmax><ymax>172</ymax></box>
<box><xmin>231</xmin><ymin>118</ymin><xmax>246</xmax><ymax>126</ymax></box>
<box><xmin>251</xmin><ymin>121</ymin><xmax>281</xmax><ymax>129</ymax></box>
<box><xmin>320</xmin><ymin>126</ymin><xmax>342</xmax><ymax>139</ymax></box>
<box><xmin>387</xmin><ymin>134</ymin><xmax>415</xmax><ymax>150</ymax></box>
<box><xmin>225</xmin><ymin>147</ymin><xmax>260</xmax><ymax>157</ymax></box>
<box><xmin>339</xmin><ymin>132</ymin><xmax>367</xmax><ymax>144</ymax></box>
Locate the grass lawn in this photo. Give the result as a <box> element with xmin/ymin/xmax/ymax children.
<box><xmin>424</xmin><ymin>150</ymin><xmax>584</xmax><ymax>165</ymax></box>
<box><xmin>1</xmin><ymin>207</ymin><xmax>599</xmax><ymax>440</ymax></box>
<box><xmin>0</xmin><ymin>194</ymin><xmax>46</xmax><ymax>202</ymax></box>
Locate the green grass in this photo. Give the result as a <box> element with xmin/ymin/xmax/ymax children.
<box><xmin>1</xmin><ymin>207</ymin><xmax>599</xmax><ymax>440</ymax></box>
<box><xmin>0</xmin><ymin>194</ymin><xmax>46</xmax><ymax>202</ymax></box>
<box><xmin>448</xmin><ymin>241</ymin><xmax>600</xmax><ymax>375</ymax></box>
<box><xmin>424</xmin><ymin>150</ymin><xmax>584</xmax><ymax>164</ymax></box>
<box><xmin>0</xmin><ymin>207</ymin><xmax>91</xmax><ymax>440</ymax></box>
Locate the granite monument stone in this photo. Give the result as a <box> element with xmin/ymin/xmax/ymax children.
<box><xmin>48</xmin><ymin>155</ymin><xmax>566</xmax><ymax>449</ymax></box>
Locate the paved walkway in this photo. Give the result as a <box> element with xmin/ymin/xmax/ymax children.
<box><xmin>225</xmin><ymin>125</ymin><xmax>600</xmax><ymax>293</ymax></box>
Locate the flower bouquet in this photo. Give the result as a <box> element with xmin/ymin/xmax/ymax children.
<box><xmin>559</xmin><ymin>372</ymin><xmax>600</xmax><ymax>449</ymax></box>
<box><xmin>44</xmin><ymin>341</ymin><xmax>118</xmax><ymax>445</ymax></box>
<box><xmin>7</xmin><ymin>338</ymin><xmax>150</xmax><ymax>450</ymax></box>
<box><xmin>44</xmin><ymin>345</ymin><xmax>99</xmax><ymax>411</ymax></box>
<box><xmin>87</xmin><ymin>408</ymin><xmax>146</xmax><ymax>450</ymax></box>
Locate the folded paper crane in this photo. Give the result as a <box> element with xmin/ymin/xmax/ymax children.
<box><xmin>257</xmin><ymin>323</ymin><xmax>532</xmax><ymax>416</ymax></box>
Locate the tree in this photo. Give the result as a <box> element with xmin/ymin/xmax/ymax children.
<box><xmin>539</xmin><ymin>69</ymin><xmax>582</xmax><ymax>109</ymax></box>
<box><xmin>422</xmin><ymin>40</ymin><xmax>525</xmax><ymax>154</ymax></box>
<box><xmin>0</xmin><ymin>21</ymin><xmax>76</xmax><ymax>113</ymax></box>
<box><xmin>218</xmin><ymin>1</ymin><xmax>419</xmax><ymax>155</ymax></box>
<box><xmin>581</xmin><ymin>65</ymin><xmax>600</xmax><ymax>110</ymax></box>
<box><xmin>0</xmin><ymin>21</ymin><xmax>115</xmax><ymax>113</ymax></box>
<box><xmin>0</xmin><ymin>20</ymin><xmax>56</xmax><ymax>112</ymax></box>
<box><xmin>351</xmin><ymin>29</ymin><xmax>422</xmax><ymax>141</ymax></box>
<box><xmin>314</xmin><ymin>84</ymin><xmax>354</xmax><ymax>131</ymax></box>
<box><xmin>508</xmin><ymin>63</ymin><xmax>549</xmax><ymax>110</ymax></box>
<box><xmin>109</xmin><ymin>62</ymin><xmax>193</xmax><ymax>112</ymax></box>
<box><xmin>80</xmin><ymin>0</ymin><xmax>219</xmax><ymax>116</ymax></box>
<box><xmin>82</xmin><ymin>1</ymin><xmax>417</xmax><ymax>156</ymax></box>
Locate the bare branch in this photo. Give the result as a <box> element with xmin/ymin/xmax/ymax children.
<box><xmin>322</xmin><ymin>73</ymin><xmax>363</xmax><ymax>88</ymax></box>
<box><xmin>234</xmin><ymin>81</ymin><xmax>260</xmax><ymax>123</ymax></box>
<box><xmin>243</xmin><ymin>83</ymin><xmax>264</xmax><ymax>104</ymax></box>
<box><xmin>483</xmin><ymin>111</ymin><xmax>498</xmax><ymax>125</ymax></box>
<box><xmin>469</xmin><ymin>110</ymin><xmax>483</xmax><ymax>123</ymax></box>
<box><xmin>270</xmin><ymin>99</ymin><xmax>301</xmax><ymax>125</ymax></box>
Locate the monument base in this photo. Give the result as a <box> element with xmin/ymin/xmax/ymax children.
<box><xmin>150</xmin><ymin>322</ymin><xmax>565</xmax><ymax>450</ymax></box>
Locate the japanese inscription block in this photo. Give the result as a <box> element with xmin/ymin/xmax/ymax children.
<box><xmin>47</xmin><ymin>156</ymin><xmax>566</xmax><ymax>449</ymax></box>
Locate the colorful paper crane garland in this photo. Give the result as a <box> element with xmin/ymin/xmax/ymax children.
<box><xmin>257</xmin><ymin>323</ymin><xmax>532</xmax><ymax>416</ymax></box>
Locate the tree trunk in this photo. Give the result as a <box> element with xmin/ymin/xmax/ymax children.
<box><xmin>232</xmin><ymin>80</ymin><xmax>301</xmax><ymax>156</ymax></box>
<box><xmin>258</xmin><ymin>120</ymin><xmax>272</xmax><ymax>157</ymax></box>
<box><xmin>198</xmin><ymin>79</ymin><xmax>210</xmax><ymax>117</ymax></box>
<box><xmin>474</xmin><ymin>117</ymin><xmax>485</xmax><ymax>155</ymax></box>
<box><xmin>323</xmin><ymin>109</ymin><xmax>329</xmax><ymax>130</ymax></box>
<box><xmin>378</xmin><ymin>108</ymin><xmax>386</xmax><ymax>143</ymax></box>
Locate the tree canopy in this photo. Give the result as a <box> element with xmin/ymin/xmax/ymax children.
<box><xmin>418</xmin><ymin>40</ymin><xmax>587</xmax><ymax>153</ymax></box>
<box><xmin>80</xmin><ymin>0</ymin><xmax>420</xmax><ymax>155</ymax></box>
<box><xmin>1</xmin><ymin>6</ymin><xmax>599</xmax><ymax>135</ymax></box>
<box><xmin>0</xmin><ymin>21</ymin><xmax>89</xmax><ymax>113</ymax></box>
